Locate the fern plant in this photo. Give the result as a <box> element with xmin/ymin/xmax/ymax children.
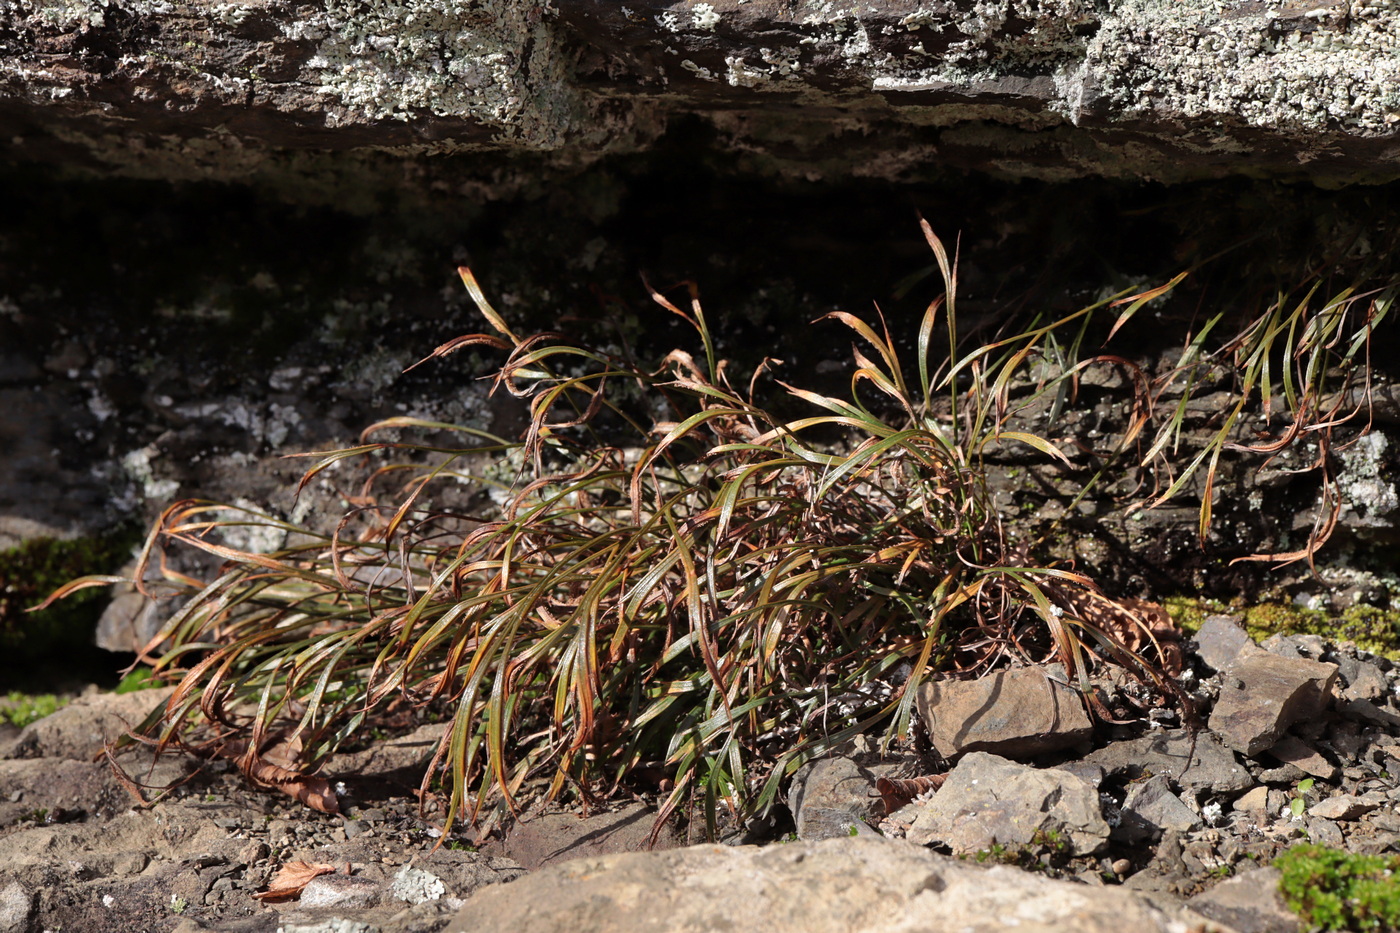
<box><xmin>52</xmin><ymin>224</ymin><xmax>1336</xmax><ymax>839</ymax></box>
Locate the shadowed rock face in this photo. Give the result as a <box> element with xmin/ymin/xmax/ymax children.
<box><xmin>2</xmin><ymin>0</ymin><xmax>1399</xmax><ymax>186</ymax></box>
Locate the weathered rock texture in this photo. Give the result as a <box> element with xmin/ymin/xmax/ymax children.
<box><xmin>448</xmin><ymin>837</ymin><xmax>1213</xmax><ymax>933</ymax></box>
<box><xmin>905</xmin><ymin>752</ymin><xmax>1110</xmax><ymax>854</ymax></box>
<box><xmin>3</xmin><ymin>0</ymin><xmax>1399</xmax><ymax>186</ymax></box>
<box><xmin>917</xmin><ymin>666</ymin><xmax>1093</xmax><ymax>758</ymax></box>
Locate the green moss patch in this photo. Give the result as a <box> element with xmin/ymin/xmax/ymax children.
<box><xmin>1276</xmin><ymin>844</ymin><xmax>1400</xmax><ymax>932</ymax></box>
<box><xmin>0</xmin><ymin>527</ymin><xmax>139</xmax><ymax>679</ymax></box>
<box><xmin>1164</xmin><ymin>597</ymin><xmax>1400</xmax><ymax>659</ymax></box>
<box><xmin>0</xmin><ymin>691</ymin><xmax>67</xmax><ymax>729</ymax></box>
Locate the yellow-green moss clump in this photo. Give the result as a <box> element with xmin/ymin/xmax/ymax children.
<box><xmin>1164</xmin><ymin>597</ymin><xmax>1400</xmax><ymax>659</ymax></box>
<box><xmin>0</xmin><ymin>528</ymin><xmax>138</xmax><ymax>670</ymax></box>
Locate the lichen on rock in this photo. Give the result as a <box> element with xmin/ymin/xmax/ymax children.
<box><xmin>293</xmin><ymin>0</ymin><xmax>583</xmax><ymax>144</ymax></box>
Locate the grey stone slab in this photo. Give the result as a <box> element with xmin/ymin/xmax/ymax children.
<box><xmin>916</xmin><ymin>666</ymin><xmax>1093</xmax><ymax>760</ymax></box>
<box><xmin>905</xmin><ymin>752</ymin><xmax>1108</xmax><ymax>856</ymax></box>
<box><xmin>1187</xmin><ymin>867</ymin><xmax>1304</xmax><ymax>933</ymax></box>
<box><xmin>1122</xmin><ymin>775</ymin><xmax>1200</xmax><ymax>836</ymax></box>
<box><xmin>1083</xmin><ymin>729</ymin><xmax>1254</xmax><ymax>794</ymax></box>
<box><xmin>1210</xmin><ymin>652</ymin><xmax>1337</xmax><ymax>756</ymax></box>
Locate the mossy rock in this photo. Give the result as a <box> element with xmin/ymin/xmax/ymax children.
<box><xmin>1165</xmin><ymin>596</ymin><xmax>1400</xmax><ymax>659</ymax></box>
<box><xmin>0</xmin><ymin>527</ymin><xmax>140</xmax><ymax>682</ymax></box>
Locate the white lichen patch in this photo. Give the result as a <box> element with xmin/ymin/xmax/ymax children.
<box><xmin>14</xmin><ymin>0</ymin><xmax>177</xmax><ymax>28</ymax></box>
<box><xmin>1338</xmin><ymin>431</ymin><xmax>1399</xmax><ymax>522</ymax></box>
<box><xmin>680</xmin><ymin>59</ymin><xmax>717</xmax><ymax>80</ymax></box>
<box><xmin>120</xmin><ymin>446</ymin><xmax>180</xmax><ymax>502</ymax></box>
<box><xmin>288</xmin><ymin>0</ymin><xmax>582</xmax><ymax>145</ymax></box>
<box><xmin>173</xmin><ymin>398</ymin><xmax>305</xmax><ymax>449</ymax></box>
<box><xmin>692</xmin><ymin>3</ymin><xmax>721</xmax><ymax>30</ymax></box>
<box><xmin>868</xmin><ymin>0</ymin><xmax>1100</xmax><ymax>111</ymax></box>
<box><xmin>217</xmin><ymin>498</ymin><xmax>289</xmax><ymax>554</ymax></box>
<box><xmin>1088</xmin><ymin>0</ymin><xmax>1400</xmax><ymax>134</ymax></box>
<box><xmin>725</xmin><ymin>48</ymin><xmax>802</xmax><ymax>87</ymax></box>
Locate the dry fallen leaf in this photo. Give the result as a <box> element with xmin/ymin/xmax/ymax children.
<box><xmin>220</xmin><ymin>737</ymin><xmax>341</xmax><ymax>815</ymax></box>
<box><xmin>254</xmin><ymin>860</ymin><xmax>338</xmax><ymax>901</ymax></box>
<box><xmin>876</xmin><ymin>773</ymin><xmax>947</xmax><ymax>816</ymax></box>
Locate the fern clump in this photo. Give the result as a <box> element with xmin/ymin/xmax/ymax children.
<box><xmin>53</xmin><ymin>221</ymin><xmax>1384</xmax><ymax>839</ymax></box>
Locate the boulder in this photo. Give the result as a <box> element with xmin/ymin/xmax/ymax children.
<box><xmin>1</xmin><ymin>688</ymin><xmax>174</xmax><ymax>761</ymax></box>
<box><xmin>448</xmin><ymin>837</ymin><xmax>1218</xmax><ymax>933</ymax></box>
<box><xmin>4</xmin><ymin>0</ymin><xmax>1400</xmax><ymax>186</ymax></box>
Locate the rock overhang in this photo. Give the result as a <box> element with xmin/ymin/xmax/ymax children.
<box><xmin>1</xmin><ymin>0</ymin><xmax>1398</xmax><ymax>188</ymax></box>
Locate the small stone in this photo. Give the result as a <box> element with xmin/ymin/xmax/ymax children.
<box><xmin>1341</xmin><ymin>699</ymin><xmax>1400</xmax><ymax>729</ymax></box>
<box><xmin>1111</xmin><ymin>858</ymin><xmax>1132</xmax><ymax>876</ymax></box>
<box><xmin>1083</xmin><ymin>729</ymin><xmax>1253</xmax><ymax>794</ymax></box>
<box><xmin>267</xmin><ymin>818</ymin><xmax>293</xmax><ymax>847</ymax></box>
<box><xmin>1307</xmin><ymin>817</ymin><xmax>1345</xmax><ymax>847</ymax></box>
<box><xmin>1191</xmin><ymin>615</ymin><xmax>1252</xmax><ymax>672</ymax></box>
<box><xmin>1187</xmin><ymin>866</ymin><xmax>1305</xmax><ymax>933</ymax></box>
<box><xmin>1263</xmin><ymin>633</ymin><xmax>1326</xmax><ymax>660</ymax></box>
<box><xmin>113</xmin><ymin>852</ymin><xmax>149</xmax><ymax>876</ymax></box>
<box><xmin>1309</xmin><ymin>794</ymin><xmax>1377</xmax><ymax>821</ymax></box>
<box><xmin>1339</xmin><ymin>656</ymin><xmax>1388</xmax><ymax>701</ymax></box>
<box><xmin>1258</xmin><ymin>763</ymin><xmax>1308</xmax><ymax>785</ymax></box>
<box><xmin>789</xmin><ymin>756</ymin><xmax>882</xmax><ymax>842</ymax></box>
<box><xmin>906</xmin><ymin>752</ymin><xmax>1108</xmax><ymax>855</ymax></box>
<box><xmin>1055</xmin><ymin>760</ymin><xmax>1105</xmax><ymax>789</ymax></box>
<box><xmin>1121</xmin><ymin>775</ymin><xmax>1199</xmax><ymax>836</ymax></box>
<box><xmin>300</xmin><ymin>874</ymin><xmax>382</xmax><ymax>910</ymax></box>
<box><xmin>916</xmin><ymin>666</ymin><xmax>1092</xmax><ymax>759</ymax></box>
<box><xmin>391</xmin><ymin>866</ymin><xmax>447</xmax><ymax>904</ymax></box>
<box><xmin>1210</xmin><ymin>652</ymin><xmax>1337</xmax><ymax>756</ymax></box>
<box><xmin>237</xmin><ymin>840</ymin><xmax>269</xmax><ymax>866</ymax></box>
<box><xmin>0</xmin><ymin>882</ymin><xmax>34</xmax><ymax>933</ymax></box>
<box><xmin>344</xmin><ymin>819</ymin><xmax>371</xmax><ymax>840</ymax></box>
<box><xmin>1266</xmin><ymin>735</ymin><xmax>1337</xmax><ymax>780</ymax></box>
<box><xmin>1327</xmin><ymin>722</ymin><xmax>1368</xmax><ymax>759</ymax></box>
<box><xmin>1233</xmin><ymin>786</ymin><xmax>1270</xmax><ymax>813</ymax></box>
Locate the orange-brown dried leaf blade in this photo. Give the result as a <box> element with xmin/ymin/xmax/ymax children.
<box><xmin>254</xmin><ymin>860</ymin><xmax>338</xmax><ymax>901</ymax></box>
<box><xmin>876</xmin><ymin>773</ymin><xmax>947</xmax><ymax>815</ymax></box>
<box><xmin>246</xmin><ymin>758</ymin><xmax>339</xmax><ymax>814</ymax></box>
<box><xmin>220</xmin><ymin>740</ymin><xmax>341</xmax><ymax>814</ymax></box>
<box><xmin>283</xmin><ymin>775</ymin><xmax>340</xmax><ymax>814</ymax></box>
